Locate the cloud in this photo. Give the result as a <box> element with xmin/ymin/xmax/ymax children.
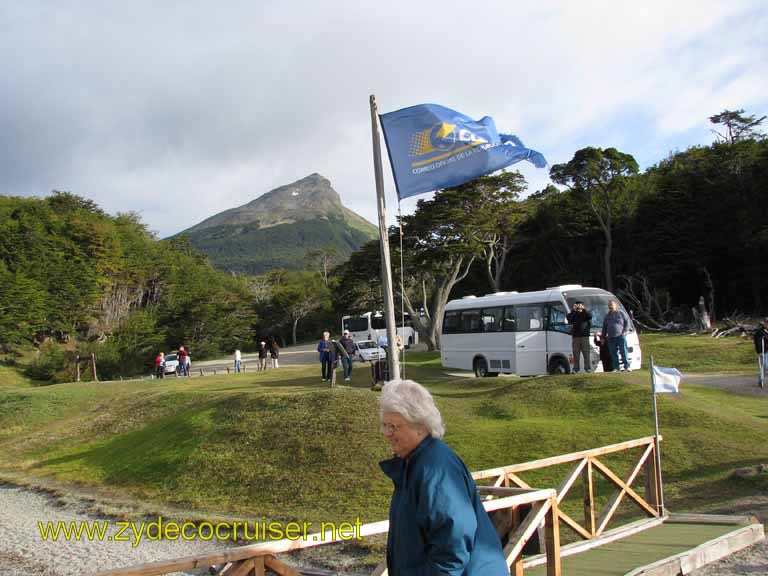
<box><xmin>0</xmin><ymin>0</ymin><xmax>765</xmax><ymax>237</ymax></box>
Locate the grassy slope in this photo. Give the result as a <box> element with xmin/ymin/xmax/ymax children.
<box><xmin>639</xmin><ymin>333</ymin><xmax>756</xmax><ymax>374</ymax></box>
<box><xmin>0</xmin><ymin>334</ymin><xmax>764</xmax><ymax>531</ymax></box>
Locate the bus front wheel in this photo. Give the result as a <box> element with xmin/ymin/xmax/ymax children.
<box><xmin>548</xmin><ymin>357</ymin><xmax>570</xmax><ymax>375</ymax></box>
<box><xmin>474</xmin><ymin>358</ymin><xmax>498</xmax><ymax>378</ymax></box>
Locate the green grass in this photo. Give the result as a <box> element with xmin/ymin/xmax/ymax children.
<box><xmin>0</xmin><ymin>337</ymin><xmax>765</xmax><ymax>535</ymax></box>
<box><xmin>638</xmin><ymin>333</ymin><xmax>755</xmax><ymax>374</ymax></box>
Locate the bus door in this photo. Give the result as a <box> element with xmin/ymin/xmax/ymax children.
<box><xmin>546</xmin><ymin>302</ymin><xmax>571</xmax><ymax>357</ymax></box>
<box><xmin>514</xmin><ymin>304</ymin><xmax>547</xmax><ymax>375</ymax></box>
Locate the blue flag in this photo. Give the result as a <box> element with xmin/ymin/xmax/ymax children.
<box><xmin>379</xmin><ymin>103</ymin><xmax>547</xmax><ymax>200</ymax></box>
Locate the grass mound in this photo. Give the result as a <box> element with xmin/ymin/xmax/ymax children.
<box><xmin>0</xmin><ymin>337</ymin><xmax>764</xmax><ymax>528</ymax></box>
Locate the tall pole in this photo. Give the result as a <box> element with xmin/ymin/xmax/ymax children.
<box><xmin>649</xmin><ymin>355</ymin><xmax>665</xmax><ymax>515</ymax></box>
<box><xmin>370</xmin><ymin>95</ymin><xmax>401</xmax><ymax>381</ymax></box>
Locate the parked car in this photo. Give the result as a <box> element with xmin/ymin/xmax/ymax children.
<box><xmin>163</xmin><ymin>353</ymin><xmax>179</xmax><ymax>375</ymax></box>
<box><xmin>354</xmin><ymin>340</ymin><xmax>386</xmax><ymax>362</ymax></box>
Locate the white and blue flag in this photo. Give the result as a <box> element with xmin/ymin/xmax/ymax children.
<box><xmin>379</xmin><ymin>103</ymin><xmax>547</xmax><ymax>199</ymax></box>
<box><xmin>652</xmin><ymin>365</ymin><xmax>682</xmax><ymax>394</ymax></box>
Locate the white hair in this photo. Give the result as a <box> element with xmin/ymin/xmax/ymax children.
<box><xmin>379</xmin><ymin>379</ymin><xmax>445</xmax><ymax>438</ymax></box>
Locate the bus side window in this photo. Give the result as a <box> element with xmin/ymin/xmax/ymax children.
<box><xmin>460</xmin><ymin>309</ymin><xmax>483</xmax><ymax>333</ymax></box>
<box><xmin>547</xmin><ymin>303</ymin><xmax>570</xmax><ymax>333</ymax></box>
<box><xmin>502</xmin><ymin>306</ymin><xmax>516</xmax><ymax>332</ymax></box>
<box><xmin>443</xmin><ymin>310</ymin><xmax>461</xmax><ymax>334</ymax></box>
<box><xmin>481</xmin><ymin>307</ymin><xmax>503</xmax><ymax>332</ymax></box>
<box><xmin>516</xmin><ymin>305</ymin><xmax>544</xmax><ymax>331</ymax></box>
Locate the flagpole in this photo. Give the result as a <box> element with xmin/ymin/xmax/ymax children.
<box><xmin>650</xmin><ymin>355</ymin><xmax>665</xmax><ymax>515</ymax></box>
<box><xmin>370</xmin><ymin>95</ymin><xmax>401</xmax><ymax>382</ymax></box>
<box><xmin>398</xmin><ymin>200</ymin><xmax>406</xmax><ymax>379</ymax></box>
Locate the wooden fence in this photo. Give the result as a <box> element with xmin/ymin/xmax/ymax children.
<box><xmin>472</xmin><ymin>435</ymin><xmax>663</xmax><ymax>570</ymax></box>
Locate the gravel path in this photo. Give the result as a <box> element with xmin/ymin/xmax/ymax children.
<box><xmin>0</xmin><ymin>484</ymin><xmax>226</xmax><ymax>575</ymax></box>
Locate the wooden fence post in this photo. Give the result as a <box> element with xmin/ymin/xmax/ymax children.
<box><xmin>644</xmin><ymin>445</ymin><xmax>660</xmax><ymax>514</ymax></box>
<box><xmin>545</xmin><ymin>497</ymin><xmax>562</xmax><ymax>576</ymax></box>
<box><xmin>583</xmin><ymin>459</ymin><xmax>596</xmax><ymax>536</ymax></box>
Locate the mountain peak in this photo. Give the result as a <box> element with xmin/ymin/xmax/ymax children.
<box><xmin>184</xmin><ymin>173</ymin><xmax>347</xmax><ymax>234</ymax></box>
<box><xmin>243</xmin><ymin>173</ymin><xmax>341</xmax><ymax>214</ymax></box>
<box><xmin>174</xmin><ymin>174</ymin><xmax>378</xmax><ymax>275</ymax></box>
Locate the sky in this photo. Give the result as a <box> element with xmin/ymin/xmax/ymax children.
<box><xmin>1</xmin><ymin>1</ymin><xmax>766</xmax><ymax>238</ymax></box>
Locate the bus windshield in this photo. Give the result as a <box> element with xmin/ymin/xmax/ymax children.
<box><xmin>565</xmin><ymin>292</ymin><xmax>634</xmax><ymax>333</ymax></box>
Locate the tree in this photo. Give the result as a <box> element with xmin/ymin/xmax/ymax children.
<box><xmin>550</xmin><ymin>147</ymin><xmax>639</xmax><ymax>292</ymax></box>
<box><xmin>304</xmin><ymin>248</ymin><xmax>341</xmax><ymax>286</ymax></box>
<box><xmin>710</xmin><ymin>109</ymin><xmax>766</xmax><ymax>144</ymax></box>
<box><xmin>271</xmin><ymin>271</ymin><xmax>331</xmax><ymax>345</ymax></box>
<box><xmin>452</xmin><ymin>172</ymin><xmax>528</xmax><ymax>292</ymax></box>
<box><xmin>396</xmin><ymin>186</ymin><xmax>491</xmax><ymax>350</ymax></box>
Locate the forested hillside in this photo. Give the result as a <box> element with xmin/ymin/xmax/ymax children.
<box><xmin>0</xmin><ymin>193</ymin><xmax>258</xmax><ymax>380</ymax></box>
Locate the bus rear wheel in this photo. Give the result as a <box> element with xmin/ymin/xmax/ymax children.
<box><xmin>548</xmin><ymin>357</ymin><xmax>570</xmax><ymax>375</ymax></box>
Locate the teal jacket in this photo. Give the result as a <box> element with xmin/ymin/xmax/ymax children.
<box><xmin>380</xmin><ymin>436</ymin><xmax>508</xmax><ymax>575</ymax></box>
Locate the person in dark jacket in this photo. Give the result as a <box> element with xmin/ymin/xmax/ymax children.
<box><xmin>269</xmin><ymin>338</ymin><xmax>280</xmax><ymax>369</ymax></box>
<box><xmin>601</xmin><ymin>300</ymin><xmax>631</xmax><ymax>371</ymax></box>
<box><xmin>255</xmin><ymin>341</ymin><xmax>266</xmax><ymax>370</ymax></box>
<box><xmin>339</xmin><ymin>330</ymin><xmax>356</xmax><ymax>381</ymax></box>
<box><xmin>317</xmin><ymin>331</ymin><xmax>334</xmax><ymax>382</ymax></box>
<box><xmin>379</xmin><ymin>380</ymin><xmax>508</xmax><ymax>575</ymax></box>
<box><xmin>567</xmin><ymin>300</ymin><xmax>593</xmax><ymax>373</ymax></box>
<box><xmin>754</xmin><ymin>318</ymin><xmax>768</xmax><ymax>387</ymax></box>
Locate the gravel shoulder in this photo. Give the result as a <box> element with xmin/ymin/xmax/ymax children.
<box><xmin>0</xmin><ymin>483</ymin><xmax>225</xmax><ymax>575</ymax></box>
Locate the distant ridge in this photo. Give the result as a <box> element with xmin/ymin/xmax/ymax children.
<box><xmin>174</xmin><ymin>174</ymin><xmax>377</xmax><ymax>275</ymax></box>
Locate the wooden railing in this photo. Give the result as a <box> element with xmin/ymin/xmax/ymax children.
<box><xmin>97</xmin><ymin>488</ymin><xmax>561</xmax><ymax>576</ymax></box>
<box><xmin>472</xmin><ymin>436</ymin><xmax>663</xmax><ymax>568</ymax></box>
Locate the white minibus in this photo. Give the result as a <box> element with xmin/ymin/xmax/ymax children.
<box><xmin>440</xmin><ymin>285</ymin><xmax>641</xmax><ymax>377</ymax></box>
<box><xmin>341</xmin><ymin>312</ymin><xmax>419</xmax><ymax>347</ymax></box>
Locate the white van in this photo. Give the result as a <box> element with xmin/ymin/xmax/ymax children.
<box><xmin>440</xmin><ymin>285</ymin><xmax>641</xmax><ymax>377</ymax></box>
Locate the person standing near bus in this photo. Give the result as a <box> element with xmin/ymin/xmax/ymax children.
<box><xmin>317</xmin><ymin>331</ymin><xmax>334</xmax><ymax>382</ymax></box>
<box><xmin>602</xmin><ymin>300</ymin><xmax>630</xmax><ymax>371</ymax></box>
<box><xmin>339</xmin><ymin>330</ymin><xmax>356</xmax><ymax>381</ymax></box>
<box><xmin>567</xmin><ymin>301</ymin><xmax>593</xmax><ymax>373</ymax></box>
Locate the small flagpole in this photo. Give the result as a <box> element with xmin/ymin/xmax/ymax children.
<box><xmin>650</xmin><ymin>355</ymin><xmax>665</xmax><ymax>516</ymax></box>
<box><xmin>370</xmin><ymin>95</ymin><xmax>400</xmax><ymax>382</ymax></box>
<box><xmin>398</xmin><ymin>200</ymin><xmax>406</xmax><ymax>379</ymax></box>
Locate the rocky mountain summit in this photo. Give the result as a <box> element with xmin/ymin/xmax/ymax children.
<box><xmin>175</xmin><ymin>174</ymin><xmax>377</xmax><ymax>275</ymax></box>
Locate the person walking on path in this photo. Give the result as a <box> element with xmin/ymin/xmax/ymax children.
<box><xmin>339</xmin><ymin>330</ymin><xmax>356</xmax><ymax>381</ymax></box>
<box><xmin>567</xmin><ymin>300</ymin><xmax>593</xmax><ymax>373</ymax></box>
<box><xmin>258</xmin><ymin>341</ymin><xmax>268</xmax><ymax>371</ymax></box>
<box><xmin>317</xmin><ymin>331</ymin><xmax>334</xmax><ymax>382</ymax></box>
<box><xmin>234</xmin><ymin>349</ymin><xmax>241</xmax><ymax>373</ymax></box>
<box><xmin>754</xmin><ymin>318</ymin><xmax>768</xmax><ymax>387</ymax></box>
<box><xmin>378</xmin><ymin>380</ymin><xmax>509</xmax><ymax>575</ymax></box>
<box><xmin>270</xmin><ymin>339</ymin><xmax>280</xmax><ymax>369</ymax></box>
<box><xmin>154</xmin><ymin>352</ymin><xmax>165</xmax><ymax>379</ymax></box>
<box><xmin>177</xmin><ymin>346</ymin><xmax>188</xmax><ymax>377</ymax></box>
<box><xmin>602</xmin><ymin>300</ymin><xmax>631</xmax><ymax>371</ymax></box>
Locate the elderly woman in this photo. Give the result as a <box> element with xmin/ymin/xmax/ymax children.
<box><xmin>379</xmin><ymin>380</ymin><xmax>508</xmax><ymax>575</ymax></box>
